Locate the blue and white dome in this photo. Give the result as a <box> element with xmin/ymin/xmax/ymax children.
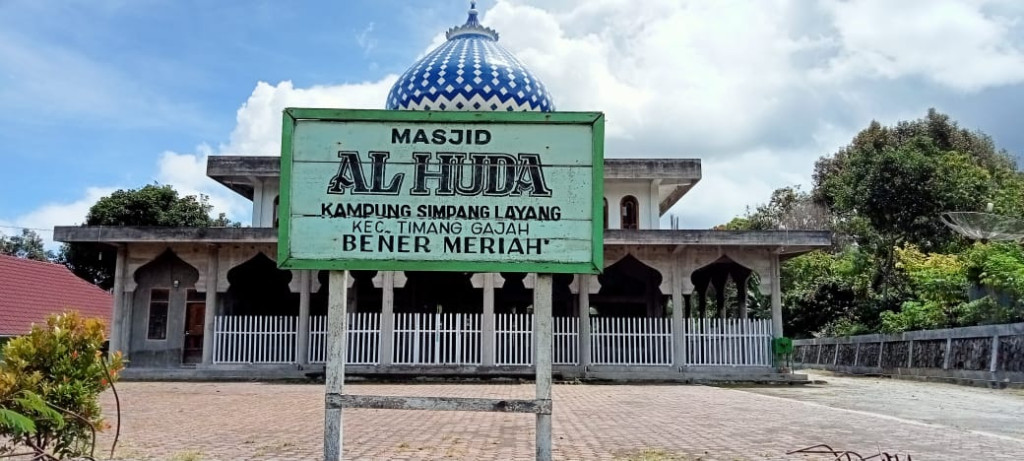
<box><xmin>385</xmin><ymin>2</ymin><xmax>555</xmax><ymax>112</ymax></box>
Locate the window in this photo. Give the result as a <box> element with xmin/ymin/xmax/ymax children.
<box><xmin>147</xmin><ymin>288</ymin><xmax>169</xmax><ymax>340</ymax></box>
<box><xmin>603</xmin><ymin>198</ymin><xmax>609</xmax><ymax>229</ymax></box>
<box><xmin>273</xmin><ymin>195</ymin><xmax>280</xmax><ymax>229</ymax></box>
<box><xmin>620</xmin><ymin>196</ymin><xmax>639</xmax><ymax>230</ymax></box>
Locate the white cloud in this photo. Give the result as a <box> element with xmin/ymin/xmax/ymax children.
<box><xmin>818</xmin><ymin>0</ymin><xmax>1024</xmax><ymax>91</ymax></box>
<box><xmin>356</xmin><ymin>22</ymin><xmax>377</xmax><ymax>54</ymax></box>
<box><xmin>219</xmin><ymin>79</ymin><xmax>396</xmax><ymax>157</ymax></box>
<box><xmin>8</xmin><ymin>0</ymin><xmax>1024</xmax><ymax>234</ymax></box>
<box><xmin>154</xmin><ymin>78</ymin><xmax>397</xmax><ymax>225</ymax></box>
<box><xmin>0</xmin><ymin>187</ymin><xmax>117</xmax><ymax>249</ymax></box>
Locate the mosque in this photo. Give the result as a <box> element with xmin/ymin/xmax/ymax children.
<box><xmin>55</xmin><ymin>4</ymin><xmax>830</xmax><ymax>380</ymax></box>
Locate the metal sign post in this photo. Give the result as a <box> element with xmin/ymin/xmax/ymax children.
<box><xmin>278</xmin><ymin>108</ymin><xmax>603</xmax><ymax>460</ymax></box>
<box><xmin>533</xmin><ymin>273</ymin><xmax>553</xmax><ymax>461</ymax></box>
<box><xmin>324</xmin><ymin>270</ymin><xmax>348</xmax><ymax>460</ymax></box>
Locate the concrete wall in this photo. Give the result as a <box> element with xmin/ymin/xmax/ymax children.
<box><xmin>604</xmin><ymin>180</ymin><xmax>658</xmax><ymax>230</ymax></box>
<box><xmin>252</xmin><ymin>178</ymin><xmax>280</xmax><ymax>228</ymax></box>
<box><xmin>793</xmin><ymin>323</ymin><xmax>1024</xmax><ymax>387</ymax></box>
<box><xmin>129</xmin><ymin>252</ymin><xmax>200</xmax><ymax>367</ymax></box>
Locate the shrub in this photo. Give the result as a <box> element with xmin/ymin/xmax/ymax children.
<box><xmin>0</xmin><ymin>312</ymin><xmax>123</xmax><ymax>458</ymax></box>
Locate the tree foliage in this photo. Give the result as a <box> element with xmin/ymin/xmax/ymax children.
<box><xmin>0</xmin><ymin>312</ymin><xmax>123</xmax><ymax>458</ymax></box>
<box><xmin>60</xmin><ymin>184</ymin><xmax>228</xmax><ymax>289</ymax></box>
<box><xmin>0</xmin><ymin>229</ymin><xmax>54</xmax><ymax>262</ymax></box>
<box><xmin>727</xmin><ymin>109</ymin><xmax>1024</xmax><ymax>337</ymax></box>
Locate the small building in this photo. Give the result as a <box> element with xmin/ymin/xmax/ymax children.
<box><xmin>54</xmin><ymin>5</ymin><xmax>830</xmax><ymax>380</ymax></box>
<box><xmin>0</xmin><ymin>254</ymin><xmax>112</xmax><ymax>340</ymax></box>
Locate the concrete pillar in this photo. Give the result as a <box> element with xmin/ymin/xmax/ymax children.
<box><xmin>671</xmin><ymin>262</ymin><xmax>684</xmax><ymax>369</ymax></box>
<box><xmin>712</xmin><ymin>273</ymin><xmax>727</xmax><ymax>319</ymax></box>
<box><xmin>109</xmin><ymin>246</ymin><xmax>127</xmax><ymax>355</ymax></box>
<box><xmin>296</xmin><ymin>270</ymin><xmax>312</xmax><ymax>365</ymax></box>
<box><xmin>989</xmin><ymin>335</ymin><xmax>1000</xmax><ymax>373</ymax></box>
<box><xmin>737</xmin><ymin>275</ymin><xmax>749</xmax><ymax>319</ymax></box>
<box><xmin>769</xmin><ymin>252</ymin><xmax>783</xmax><ymax>338</ymax></box>
<box><xmin>578</xmin><ymin>274</ymin><xmax>591</xmax><ymax>369</ymax></box>
<box><xmin>481</xmin><ymin>273</ymin><xmax>496</xmax><ymax>367</ymax></box>
<box><xmin>379</xmin><ymin>271</ymin><xmax>396</xmax><ymax>366</ymax></box>
<box><xmin>942</xmin><ymin>337</ymin><xmax>952</xmax><ymax>369</ymax></box>
<box><xmin>201</xmin><ymin>245</ymin><xmax>219</xmax><ymax>365</ymax></box>
<box><xmin>251</xmin><ymin>178</ymin><xmax>264</xmax><ymax>227</ymax></box>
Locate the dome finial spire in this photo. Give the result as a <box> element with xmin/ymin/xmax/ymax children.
<box><xmin>446</xmin><ymin>1</ymin><xmax>499</xmax><ymax>41</ymax></box>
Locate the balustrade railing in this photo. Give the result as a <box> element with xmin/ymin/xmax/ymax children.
<box><xmin>213</xmin><ymin>316</ymin><xmax>297</xmax><ymax>364</ymax></box>
<box><xmin>213</xmin><ymin>314</ymin><xmax>773</xmax><ymax>368</ymax></box>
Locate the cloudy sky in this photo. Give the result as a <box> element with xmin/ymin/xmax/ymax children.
<box><xmin>2</xmin><ymin>0</ymin><xmax>1024</xmax><ymax>245</ymax></box>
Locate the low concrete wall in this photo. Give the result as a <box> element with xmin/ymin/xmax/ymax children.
<box><xmin>793</xmin><ymin>323</ymin><xmax>1024</xmax><ymax>387</ymax></box>
<box><xmin>121</xmin><ymin>363</ymin><xmax>807</xmax><ymax>384</ymax></box>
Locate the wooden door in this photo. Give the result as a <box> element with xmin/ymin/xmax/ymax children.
<box><xmin>183</xmin><ymin>290</ymin><xmax>206</xmax><ymax>364</ymax></box>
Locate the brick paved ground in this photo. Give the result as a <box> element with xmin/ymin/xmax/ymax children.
<box><xmin>95</xmin><ymin>374</ymin><xmax>1024</xmax><ymax>460</ymax></box>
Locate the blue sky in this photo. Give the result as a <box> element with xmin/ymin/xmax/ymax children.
<box><xmin>2</xmin><ymin>0</ymin><xmax>1024</xmax><ymax>244</ymax></box>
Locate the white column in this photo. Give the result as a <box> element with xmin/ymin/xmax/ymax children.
<box><xmin>481</xmin><ymin>273</ymin><xmax>496</xmax><ymax>367</ymax></box>
<box><xmin>770</xmin><ymin>252</ymin><xmax>783</xmax><ymax>338</ymax></box>
<box><xmin>578</xmin><ymin>274</ymin><xmax>591</xmax><ymax>369</ymax></box>
<box><xmin>533</xmin><ymin>273</ymin><xmax>553</xmax><ymax>461</ymax></box>
<box><xmin>738</xmin><ymin>274</ymin><xmax>749</xmax><ymax>319</ymax></box>
<box><xmin>109</xmin><ymin>246</ymin><xmax>127</xmax><ymax>355</ymax></box>
<box><xmin>379</xmin><ymin>271</ymin><xmax>396</xmax><ymax>366</ymax></box>
<box><xmin>296</xmin><ymin>270</ymin><xmax>312</xmax><ymax>365</ymax></box>
<box><xmin>671</xmin><ymin>262</ymin><xmax>684</xmax><ymax>369</ymax></box>
<box><xmin>201</xmin><ymin>245</ymin><xmax>219</xmax><ymax>365</ymax></box>
<box><xmin>324</xmin><ymin>270</ymin><xmax>349</xmax><ymax>461</ymax></box>
<box><xmin>251</xmin><ymin>178</ymin><xmax>264</xmax><ymax>227</ymax></box>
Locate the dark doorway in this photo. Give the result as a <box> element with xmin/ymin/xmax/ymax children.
<box><xmin>592</xmin><ymin>254</ymin><xmax>663</xmax><ymax>317</ymax></box>
<box><xmin>397</xmin><ymin>272</ymin><xmax>479</xmax><ymax>313</ymax></box>
<box><xmin>182</xmin><ymin>290</ymin><xmax>205</xmax><ymax>364</ymax></box>
<box><xmin>224</xmin><ymin>253</ymin><xmax>297</xmax><ymax>316</ymax></box>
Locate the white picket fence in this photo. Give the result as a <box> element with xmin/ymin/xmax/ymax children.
<box><xmin>392</xmin><ymin>313</ymin><xmax>482</xmax><ymax>365</ymax></box>
<box><xmin>591</xmin><ymin>317</ymin><xmax>673</xmax><ymax>365</ymax></box>
<box><xmin>683</xmin><ymin>318</ymin><xmax>772</xmax><ymax>366</ymax></box>
<box><xmin>553</xmin><ymin>317</ymin><xmax>579</xmax><ymax>365</ymax></box>
<box><xmin>308</xmin><ymin>313</ymin><xmax>381</xmax><ymax>364</ymax></box>
<box><xmin>494</xmin><ymin>313</ymin><xmax>533</xmax><ymax>365</ymax></box>
<box><xmin>213</xmin><ymin>316</ymin><xmax>297</xmax><ymax>364</ymax></box>
<box><xmin>493</xmin><ymin>315</ymin><xmax>580</xmax><ymax>365</ymax></box>
<box><xmin>212</xmin><ymin>314</ymin><xmax>773</xmax><ymax>368</ymax></box>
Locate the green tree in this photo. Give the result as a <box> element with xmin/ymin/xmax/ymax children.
<box><xmin>0</xmin><ymin>229</ymin><xmax>54</xmax><ymax>262</ymax></box>
<box><xmin>726</xmin><ymin>109</ymin><xmax>1023</xmax><ymax>336</ymax></box>
<box><xmin>809</xmin><ymin>109</ymin><xmax>1021</xmax><ymax>329</ymax></box>
<box><xmin>60</xmin><ymin>184</ymin><xmax>226</xmax><ymax>289</ymax></box>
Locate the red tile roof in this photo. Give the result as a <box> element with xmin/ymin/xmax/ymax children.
<box><xmin>0</xmin><ymin>254</ymin><xmax>112</xmax><ymax>337</ymax></box>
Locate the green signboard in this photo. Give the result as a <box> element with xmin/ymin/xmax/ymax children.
<box><xmin>278</xmin><ymin>108</ymin><xmax>604</xmax><ymax>273</ymax></box>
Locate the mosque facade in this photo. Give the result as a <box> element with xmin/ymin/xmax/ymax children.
<box><xmin>55</xmin><ymin>4</ymin><xmax>830</xmax><ymax>380</ymax></box>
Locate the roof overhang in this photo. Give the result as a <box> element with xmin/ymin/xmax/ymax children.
<box><xmin>604</xmin><ymin>229</ymin><xmax>833</xmax><ymax>258</ymax></box>
<box><xmin>54</xmin><ymin>226</ymin><xmax>278</xmax><ymax>244</ymax></box>
<box><xmin>206</xmin><ymin>156</ymin><xmax>703</xmax><ymax>203</ymax></box>
<box><xmin>56</xmin><ymin>226</ymin><xmax>832</xmax><ymax>259</ymax></box>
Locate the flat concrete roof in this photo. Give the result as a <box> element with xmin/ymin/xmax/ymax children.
<box><xmin>604</xmin><ymin>229</ymin><xmax>833</xmax><ymax>257</ymax></box>
<box><xmin>55</xmin><ymin>227</ymin><xmax>830</xmax><ymax>256</ymax></box>
<box><xmin>206</xmin><ymin>156</ymin><xmax>702</xmax><ymax>201</ymax></box>
<box><xmin>54</xmin><ymin>226</ymin><xmax>278</xmax><ymax>244</ymax></box>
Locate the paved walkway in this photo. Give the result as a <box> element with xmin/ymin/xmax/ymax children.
<box><xmin>95</xmin><ymin>373</ymin><xmax>1024</xmax><ymax>460</ymax></box>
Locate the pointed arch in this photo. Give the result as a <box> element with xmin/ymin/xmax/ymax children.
<box><xmin>620</xmin><ymin>195</ymin><xmax>639</xmax><ymax>230</ymax></box>
<box><xmin>690</xmin><ymin>255</ymin><xmax>754</xmax><ymax>319</ymax></box>
<box><xmin>223</xmin><ymin>252</ymin><xmax>297</xmax><ymax>316</ymax></box>
<box><xmin>593</xmin><ymin>254</ymin><xmax>664</xmax><ymax>317</ymax></box>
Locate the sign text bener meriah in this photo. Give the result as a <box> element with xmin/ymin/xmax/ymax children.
<box><xmin>278</xmin><ymin>109</ymin><xmax>604</xmax><ymax>274</ymax></box>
